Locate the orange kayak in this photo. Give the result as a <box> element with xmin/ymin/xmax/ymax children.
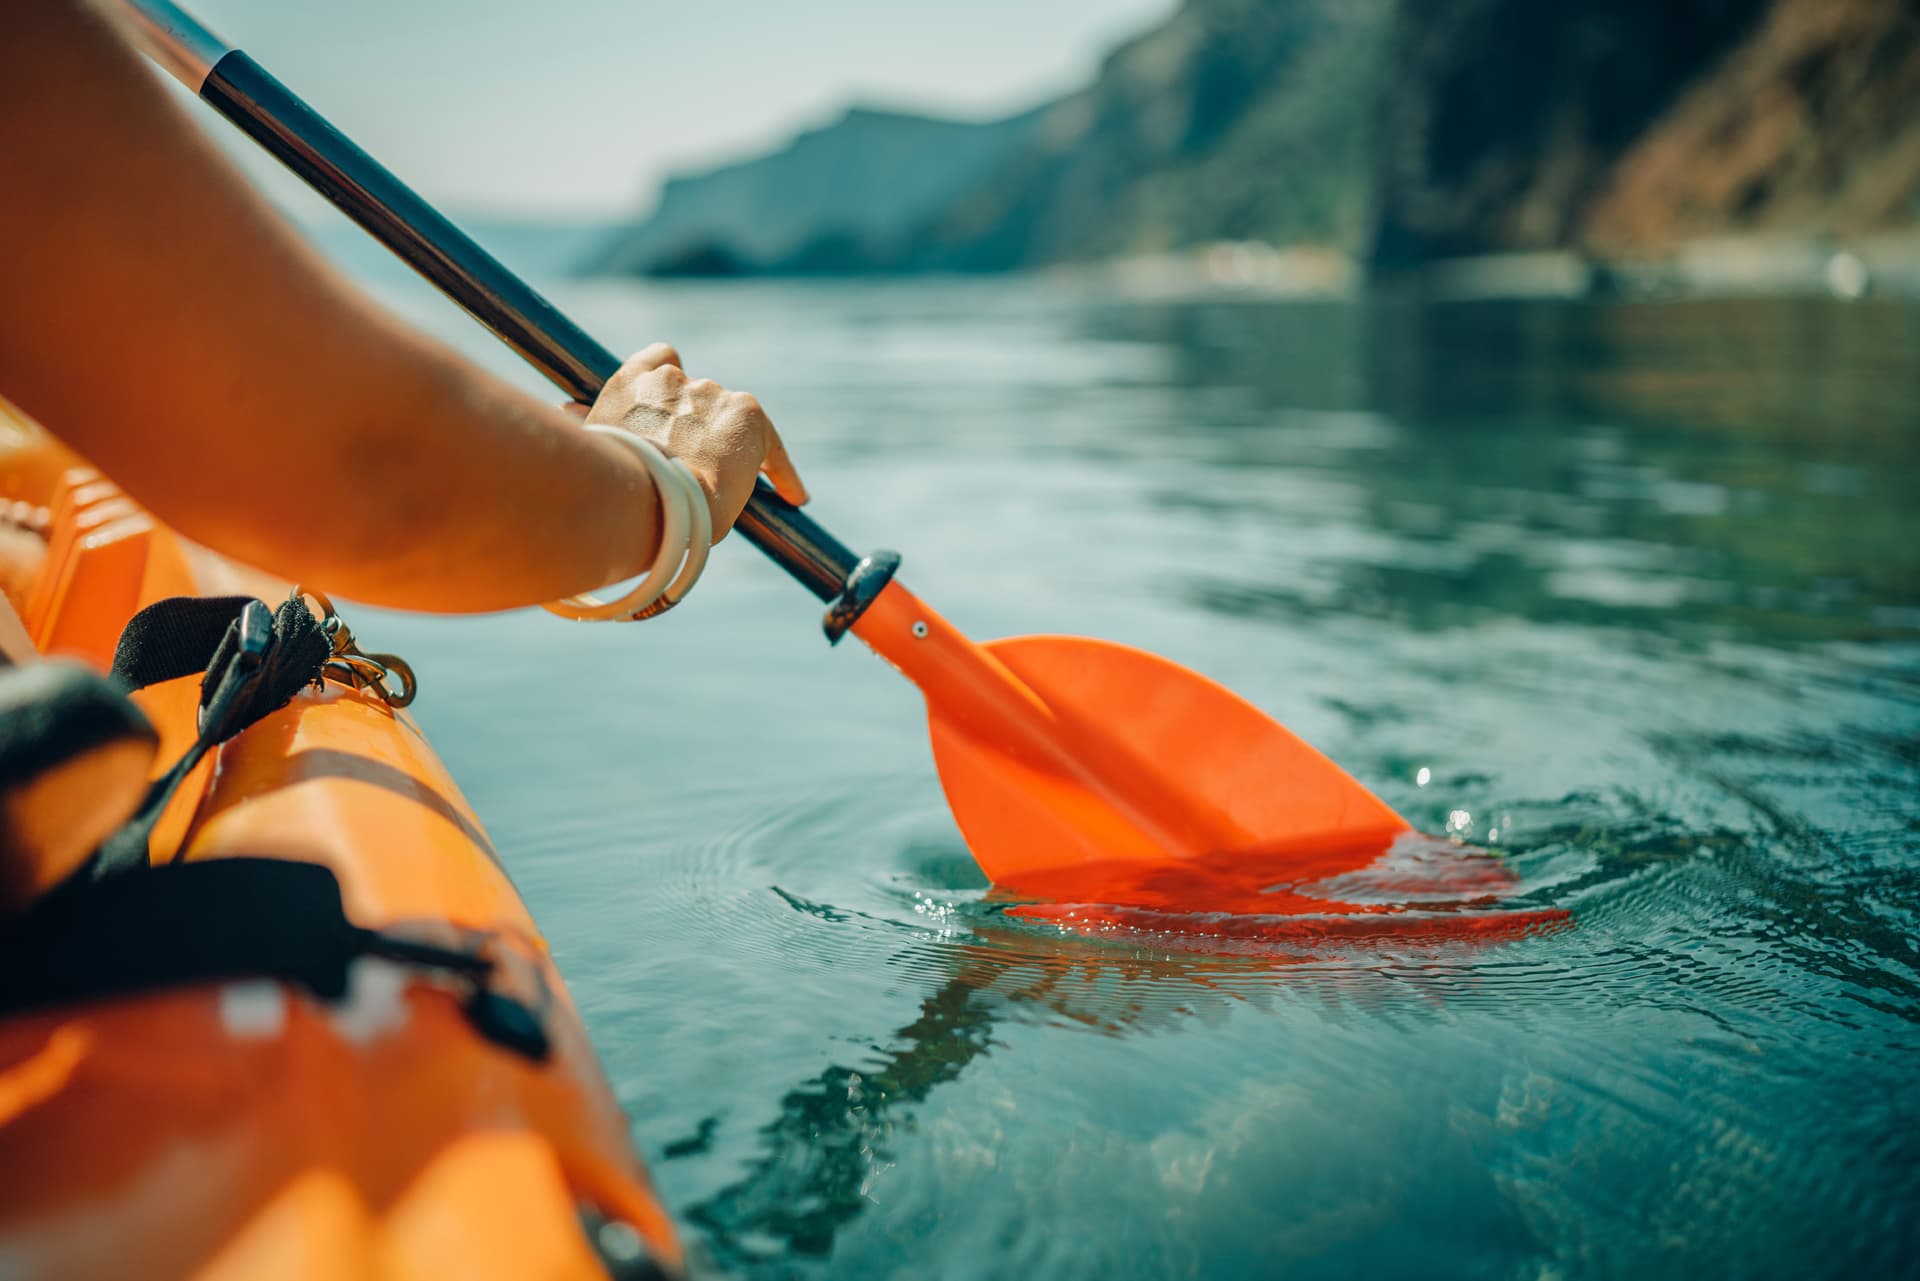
<box><xmin>0</xmin><ymin>401</ymin><xmax>682</xmax><ymax>1280</ymax></box>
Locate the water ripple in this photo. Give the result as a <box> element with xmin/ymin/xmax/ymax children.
<box><xmin>368</xmin><ymin>282</ymin><xmax>1920</xmax><ymax>1280</ymax></box>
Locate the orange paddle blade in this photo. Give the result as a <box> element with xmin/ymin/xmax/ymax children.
<box><xmin>851</xmin><ymin>581</ymin><xmax>1411</xmax><ymax>898</ymax></box>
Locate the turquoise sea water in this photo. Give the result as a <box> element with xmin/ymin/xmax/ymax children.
<box><xmin>336</xmin><ymin>231</ymin><xmax>1920</xmax><ymax>1279</ymax></box>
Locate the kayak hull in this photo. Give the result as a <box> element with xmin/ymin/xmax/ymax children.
<box><xmin>0</xmin><ymin>405</ymin><xmax>680</xmax><ymax>1280</ymax></box>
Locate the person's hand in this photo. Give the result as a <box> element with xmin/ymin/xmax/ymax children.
<box><xmin>573</xmin><ymin>343</ymin><xmax>806</xmax><ymax>542</ymax></box>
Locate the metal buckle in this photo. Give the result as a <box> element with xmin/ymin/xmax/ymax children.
<box><xmin>196</xmin><ymin>597</ymin><xmax>276</xmax><ymax>738</ymax></box>
<box><xmin>298</xmin><ymin>587</ymin><xmax>418</xmax><ymax>708</ymax></box>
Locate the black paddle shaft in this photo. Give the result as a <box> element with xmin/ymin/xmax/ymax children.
<box><xmin>194</xmin><ymin>49</ymin><xmax>865</xmax><ymax>605</ymax></box>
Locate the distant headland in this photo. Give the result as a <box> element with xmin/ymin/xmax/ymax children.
<box><xmin>587</xmin><ymin>0</ymin><xmax>1920</xmax><ymax>297</ymax></box>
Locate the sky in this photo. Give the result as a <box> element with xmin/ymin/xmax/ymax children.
<box><xmin>177</xmin><ymin>0</ymin><xmax>1174</xmax><ymax>219</ymax></box>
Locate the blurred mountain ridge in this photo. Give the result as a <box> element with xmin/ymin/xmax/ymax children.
<box><xmin>590</xmin><ymin>0</ymin><xmax>1920</xmax><ymax>280</ymax></box>
<box><xmin>593</xmin><ymin>104</ymin><xmax>1049</xmax><ymax>275</ymax></box>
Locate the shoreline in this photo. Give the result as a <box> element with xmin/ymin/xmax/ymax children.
<box><xmin>1043</xmin><ymin>230</ymin><xmax>1920</xmax><ymax>305</ymax></box>
<box><xmin>587</xmin><ymin>229</ymin><xmax>1920</xmax><ymax>306</ymax></box>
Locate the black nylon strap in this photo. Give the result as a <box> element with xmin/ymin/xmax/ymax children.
<box><xmin>198</xmin><ymin>594</ymin><xmax>331</xmax><ymax>731</ymax></box>
<box><xmin>1</xmin><ymin>859</ymin><xmax>364</xmax><ymax>1014</ymax></box>
<box><xmin>1</xmin><ymin>858</ymin><xmax>549</xmax><ymax>1062</ymax></box>
<box><xmin>111</xmin><ymin>596</ymin><xmax>256</xmax><ymax>690</ymax></box>
<box><xmin>88</xmin><ymin>593</ymin><xmax>332</xmax><ymax>881</ymax></box>
<box><xmin>110</xmin><ymin>593</ymin><xmax>331</xmax><ymax>717</ymax></box>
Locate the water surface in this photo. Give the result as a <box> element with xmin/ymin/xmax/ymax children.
<box><xmin>345</xmin><ymin>247</ymin><xmax>1919</xmax><ymax>1278</ymax></box>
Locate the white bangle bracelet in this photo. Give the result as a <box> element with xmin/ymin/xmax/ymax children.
<box><xmin>542</xmin><ymin>426</ymin><xmax>713</xmax><ymax>622</ymax></box>
<box><xmin>637</xmin><ymin>453</ymin><xmax>712</xmax><ymax>618</ymax></box>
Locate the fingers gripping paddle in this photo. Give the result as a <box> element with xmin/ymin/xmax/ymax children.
<box><xmin>121</xmin><ymin>0</ymin><xmax>1412</xmax><ymax>902</ymax></box>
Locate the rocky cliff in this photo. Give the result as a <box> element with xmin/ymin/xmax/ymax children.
<box><xmin>592</xmin><ymin>0</ymin><xmax>1920</xmax><ymax>279</ymax></box>
<box><xmin>1370</xmin><ymin>0</ymin><xmax>1920</xmax><ymax>271</ymax></box>
<box><xmin>1583</xmin><ymin>0</ymin><xmax>1920</xmax><ymax>253</ymax></box>
<box><xmin>905</xmin><ymin>0</ymin><xmax>1388</xmax><ymax>270</ymax></box>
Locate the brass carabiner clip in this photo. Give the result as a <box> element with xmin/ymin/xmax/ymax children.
<box><xmin>298</xmin><ymin>587</ymin><xmax>419</xmax><ymax>708</ymax></box>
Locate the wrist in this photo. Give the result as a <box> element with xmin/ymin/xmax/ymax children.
<box><xmin>544</xmin><ymin>425</ymin><xmax>712</xmax><ymax>623</ymax></box>
<box><xmin>585</xmin><ymin>427</ymin><xmax>664</xmax><ymax>585</ymax></box>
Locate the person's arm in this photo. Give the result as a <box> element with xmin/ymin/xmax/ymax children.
<box><xmin>0</xmin><ymin>0</ymin><xmax>799</xmax><ymax>614</ymax></box>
